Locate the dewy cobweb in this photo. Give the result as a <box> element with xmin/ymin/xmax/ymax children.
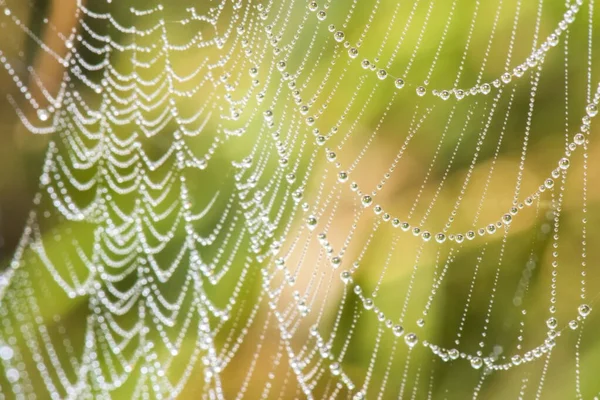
<box><xmin>0</xmin><ymin>0</ymin><xmax>599</xmax><ymax>398</ymax></box>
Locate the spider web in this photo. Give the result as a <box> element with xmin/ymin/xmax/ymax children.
<box><xmin>0</xmin><ymin>0</ymin><xmax>599</xmax><ymax>398</ymax></box>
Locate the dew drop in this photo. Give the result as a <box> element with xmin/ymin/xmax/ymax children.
<box><xmin>341</xmin><ymin>271</ymin><xmax>351</xmax><ymax>283</ymax></box>
<box><xmin>361</xmin><ymin>195</ymin><xmax>373</xmax><ymax>207</ymax></box>
<box><xmin>0</xmin><ymin>346</ymin><xmax>13</xmax><ymax>361</ymax></box>
<box><xmin>470</xmin><ymin>357</ymin><xmax>483</xmax><ymax>369</ymax></box>
<box><xmin>330</xmin><ymin>256</ymin><xmax>341</xmax><ymax>268</ymax></box>
<box><xmin>586</xmin><ymin>103</ymin><xmax>598</xmax><ymax>117</ymax></box>
<box><xmin>404</xmin><ymin>333</ymin><xmax>418</xmax><ymax>347</ymax></box>
<box><xmin>448</xmin><ymin>349</ymin><xmax>459</xmax><ymax>360</ymax></box>
<box><xmin>393</xmin><ymin>325</ymin><xmax>404</xmax><ymax>337</ymax></box>
<box><xmin>306</xmin><ymin>216</ymin><xmax>318</xmax><ymax>230</ymax></box>
<box><xmin>435</xmin><ymin>233</ymin><xmax>446</xmax><ymax>243</ymax></box>
<box><xmin>37</xmin><ymin>109</ymin><xmax>49</xmax><ymax>121</ymax></box>
<box><xmin>569</xmin><ymin>320</ymin><xmax>579</xmax><ymax>330</ymax></box>
<box><xmin>329</xmin><ymin>362</ymin><xmax>341</xmax><ymax>376</ymax></box>
<box><xmin>334</xmin><ymin>31</ymin><xmax>345</xmax><ymax>42</ymax></box>
<box><xmin>578</xmin><ymin>304</ymin><xmax>591</xmax><ymax>318</ymax></box>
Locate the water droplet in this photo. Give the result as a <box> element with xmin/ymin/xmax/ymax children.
<box><xmin>435</xmin><ymin>233</ymin><xmax>446</xmax><ymax>243</ymax></box>
<box><xmin>448</xmin><ymin>349</ymin><xmax>459</xmax><ymax>360</ymax></box>
<box><xmin>37</xmin><ymin>109</ymin><xmax>49</xmax><ymax>121</ymax></box>
<box><xmin>341</xmin><ymin>271</ymin><xmax>351</xmax><ymax>283</ymax></box>
<box><xmin>470</xmin><ymin>357</ymin><xmax>483</xmax><ymax>369</ymax></box>
<box><xmin>0</xmin><ymin>346</ymin><xmax>13</xmax><ymax>361</ymax></box>
<box><xmin>393</xmin><ymin>325</ymin><xmax>404</xmax><ymax>337</ymax></box>
<box><xmin>404</xmin><ymin>333</ymin><xmax>418</xmax><ymax>347</ymax></box>
<box><xmin>334</xmin><ymin>31</ymin><xmax>345</xmax><ymax>42</ymax></box>
<box><xmin>348</xmin><ymin>47</ymin><xmax>358</xmax><ymax>58</ymax></box>
<box><xmin>395</xmin><ymin>78</ymin><xmax>405</xmax><ymax>89</ymax></box>
<box><xmin>578</xmin><ymin>304</ymin><xmax>591</xmax><ymax>318</ymax></box>
<box><xmin>586</xmin><ymin>103</ymin><xmax>598</xmax><ymax>117</ymax></box>
<box><xmin>306</xmin><ymin>216</ymin><xmax>318</xmax><ymax>230</ymax></box>
<box><xmin>40</xmin><ymin>173</ymin><xmax>50</xmax><ymax>185</ymax></box>
<box><xmin>353</xmin><ymin>392</ymin><xmax>365</xmax><ymax>400</ymax></box>
<box><xmin>361</xmin><ymin>195</ymin><xmax>373</xmax><ymax>207</ymax></box>
<box><xmin>569</xmin><ymin>320</ymin><xmax>579</xmax><ymax>330</ymax></box>
<box><xmin>514</xmin><ymin>66</ymin><xmax>525</xmax><ymax>77</ymax></box>
<box><xmin>338</xmin><ymin>171</ymin><xmax>348</xmax><ymax>182</ymax></box>
<box><xmin>416</xmin><ymin>86</ymin><xmax>426</xmax><ymax>96</ymax></box>
<box><xmin>330</xmin><ymin>256</ymin><xmax>341</xmax><ymax>268</ymax></box>
<box><xmin>329</xmin><ymin>362</ymin><xmax>341</xmax><ymax>375</ymax></box>
<box><xmin>377</xmin><ymin>69</ymin><xmax>387</xmax><ymax>80</ymax></box>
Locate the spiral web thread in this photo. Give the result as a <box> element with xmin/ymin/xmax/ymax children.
<box><xmin>0</xmin><ymin>0</ymin><xmax>599</xmax><ymax>398</ymax></box>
